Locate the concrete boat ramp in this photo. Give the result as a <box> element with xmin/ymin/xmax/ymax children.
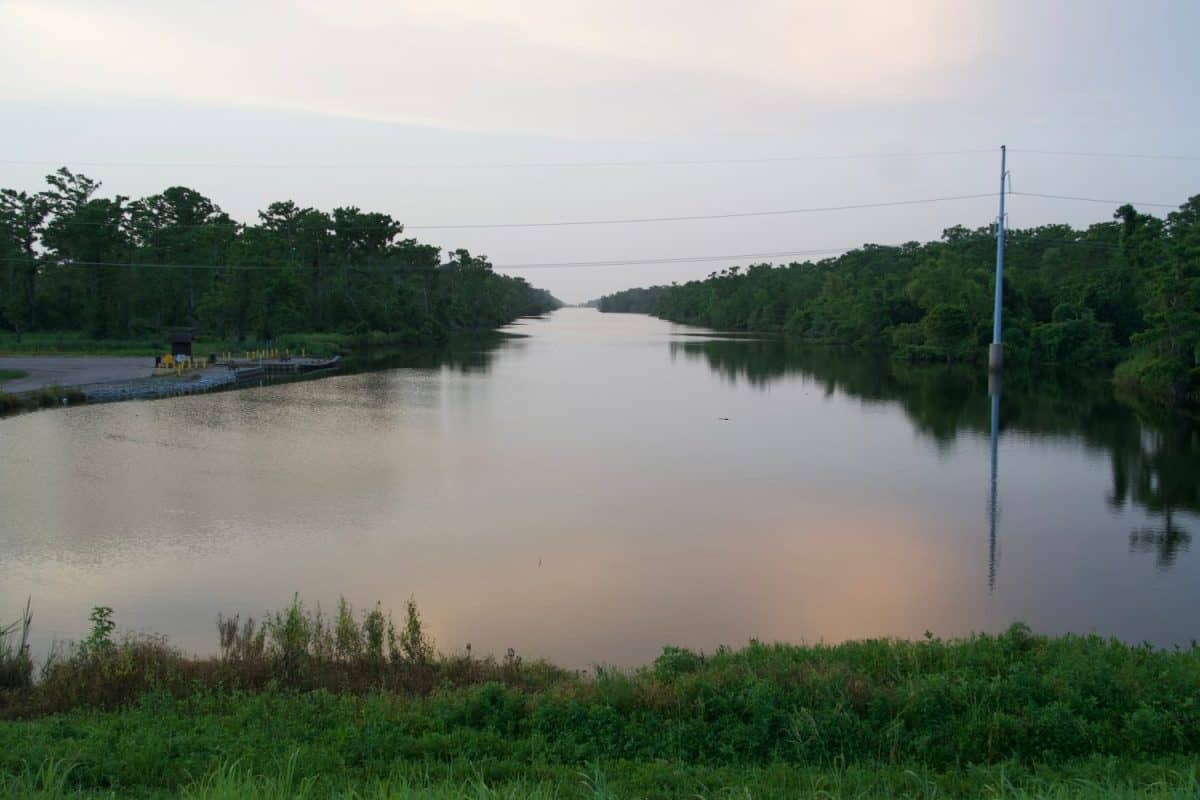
<box><xmin>1</xmin><ymin>355</ymin><xmax>342</xmax><ymax>407</ymax></box>
<box><xmin>0</xmin><ymin>356</ymin><xmax>154</xmax><ymax>393</ymax></box>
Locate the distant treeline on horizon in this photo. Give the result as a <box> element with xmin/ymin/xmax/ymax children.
<box><xmin>596</xmin><ymin>195</ymin><xmax>1200</xmax><ymax>407</ymax></box>
<box><xmin>0</xmin><ymin>168</ymin><xmax>560</xmax><ymax>348</ymax></box>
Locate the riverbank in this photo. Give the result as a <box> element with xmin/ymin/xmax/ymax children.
<box><xmin>3</xmin><ymin>599</ymin><xmax>1199</xmax><ymax>797</ymax></box>
<box><xmin>0</xmin><ymin>331</ymin><xmax>364</xmax><ymax>359</ymax></box>
<box><xmin>0</xmin><ymin>329</ymin><xmax>512</xmax><ymax>416</ymax></box>
<box><xmin>0</xmin><ymin>356</ymin><xmax>256</xmax><ymax>414</ymax></box>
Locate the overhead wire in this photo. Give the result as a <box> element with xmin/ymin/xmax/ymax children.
<box><xmin>1009</xmin><ymin>191</ymin><xmax>1179</xmax><ymax>209</ymax></box>
<box><xmin>12</xmin><ymin>189</ymin><xmax>1185</xmax><ymax>236</ymax></box>
<box><xmin>0</xmin><ymin>237</ymin><xmax>1125</xmax><ymax>273</ymax></box>
<box><xmin>27</xmin><ymin>192</ymin><xmax>998</xmax><ymax>231</ymax></box>
<box><xmin>4</xmin><ymin>147</ymin><xmax>1198</xmax><ymax>170</ymax></box>
<box><xmin>1008</xmin><ymin>148</ymin><xmax>1200</xmax><ymax>162</ymax></box>
<box><xmin>0</xmin><ymin>179</ymin><xmax>1173</xmax><ymax>273</ymax></box>
<box><xmin>0</xmin><ymin>149</ymin><xmax>996</xmax><ymax>170</ymax></box>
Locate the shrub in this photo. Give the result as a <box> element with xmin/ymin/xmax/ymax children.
<box><xmin>0</xmin><ymin>599</ymin><xmax>32</xmax><ymax>691</ymax></box>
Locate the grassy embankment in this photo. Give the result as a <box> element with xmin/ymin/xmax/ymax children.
<box><xmin>0</xmin><ymin>385</ymin><xmax>86</xmax><ymax>414</ymax></box>
<box><xmin>2</xmin><ymin>600</ymin><xmax>1199</xmax><ymax>798</ymax></box>
<box><xmin>0</xmin><ymin>368</ymin><xmax>29</xmax><ymax>382</ymax></box>
<box><xmin>0</xmin><ymin>331</ymin><xmax>378</xmax><ymax>358</ymax></box>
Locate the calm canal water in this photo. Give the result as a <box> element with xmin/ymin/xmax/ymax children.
<box><xmin>2</xmin><ymin>308</ymin><xmax>1198</xmax><ymax>666</ymax></box>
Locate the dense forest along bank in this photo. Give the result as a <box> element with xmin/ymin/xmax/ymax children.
<box><xmin>0</xmin><ymin>167</ymin><xmax>560</xmax><ymax>354</ymax></box>
<box><xmin>2</xmin><ymin>309</ymin><xmax>1197</xmax><ymax>669</ymax></box>
<box><xmin>597</xmin><ymin>195</ymin><xmax>1200</xmax><ymax>408</ymax></box>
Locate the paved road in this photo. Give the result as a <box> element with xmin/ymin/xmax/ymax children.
<box><xmin>0</xmin><ymin>356</ymin><xmax>154</xmax><ymax>392</ymax></box>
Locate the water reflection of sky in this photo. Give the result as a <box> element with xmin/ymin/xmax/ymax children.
<box><xmin>1</xmin><ymin>308</ymin><xmax>1197</xmax><ymax>666</ymax></box>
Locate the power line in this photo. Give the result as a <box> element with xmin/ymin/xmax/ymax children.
<box><xmin>1009</xmin><ymin>148</ymin><xmax>1200</xmax><ymax>162</ymax></box>
<box><xmin>408</xmin><ymin>194</ymin><xmax>997</xmax><ymax>229</ymax></box>
<box><xmin>500</xmin><ymin>248</ymin><xmax>855</xmax><ymax>268</ymax></box>
<box><xmin>16</xmin><ymin>188</ymin><xmax>1185</xmax><ymax>236</ymax></box>
<box><xmin>0</xmin><ymin>237</ymin><xmax>1126</xmax><ymax>273</ymax></box>
<box><xmin>0</xmin><ymin>149</ymin><xmax>995</xmax><ymax>171</ymax></box>
<box><xmin>5</xmin><ymin>148</ymin><xmax>1196</xmax><ymax>171</ymax></box>
<box><xmin>0</xmin><ymin>251</ymin><xmax>848</xmax><ymax>272</ymax></box>
<box><xmin>27</xmin><ymin>192</ymin><xmax>998</xmax><ymax>232</ymax></box>
<box><xmin>1010</xmin><ymin>191</ymin><xmax>1179</xmax><ymax>209</ymax></box>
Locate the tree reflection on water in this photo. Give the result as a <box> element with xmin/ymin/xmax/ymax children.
<box><xmin>671</xmin><ymin>337</ymin><xmax>1199</xmax><ymax>570</ymax></box>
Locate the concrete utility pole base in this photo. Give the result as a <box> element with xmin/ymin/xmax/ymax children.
<box><xmin>988</xmin><ymin>343</ymin><xmax>1004</xmax><ymax>372</ymax></box>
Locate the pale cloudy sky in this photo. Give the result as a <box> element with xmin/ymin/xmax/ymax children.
<box><xmin>1</xmin><ymin>0</ymin><xmax>1197</xmax><ymax>302</ymax></box>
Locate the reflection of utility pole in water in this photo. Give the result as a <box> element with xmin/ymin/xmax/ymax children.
<box><xmin>988</xmin><ymin>372</ymin><xmax>1001</xmax><ymax>591</ymax></box>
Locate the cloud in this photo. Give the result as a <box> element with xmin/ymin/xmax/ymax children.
<box><xmin>0</xmin><ymin>0</ymin><xmax>995</xmax><ymax>136</ymax></box>
<box><xmin>397</xmin><ymin>0</ymin><xmax>991</xmax><ymax>97</ymax></box>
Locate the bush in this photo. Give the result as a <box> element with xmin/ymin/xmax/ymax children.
<box><xmin>1030</xmin><ymin>309</ymin><xmax>1117</xmax><ymax>366</ymax></box>
<box><xmin>0</xmin><ymin>385</ymin><xmax>86</xmax><ymax>415</ymax></box>
<box><xmin>7</xmin><ymin>606</ymin><xmax>1200</xmax><ymax>775</ymax></box>
<box><xmin>4</xmin><ymin>596</ymin><xmax>567</xmax><ymax>718</ymax></box>
<box><xmin>0</xmin><ymin>600</ymin><xmax>32</xmax><ymax>691</ymax></box>
<box><xmin>1115</xmin><ymin>353</ymin><xmax>1198</xmax><ymax>406</ymax></box>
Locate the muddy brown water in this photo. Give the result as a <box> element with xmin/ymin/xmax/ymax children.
<box><xmin>2</xmin><ymin>308</ymin><xmax>1198</xmax><ymax>667</ymax></box>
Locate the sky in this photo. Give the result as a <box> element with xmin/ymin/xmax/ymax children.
<box><xmin>1</xmin><ymin>0</ymin><xmax>1198</xmax><ymax>303</ymax></box>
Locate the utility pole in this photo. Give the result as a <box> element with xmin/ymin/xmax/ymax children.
<box><xmin>987</xmin><ymin>145</ymin><xmax>1007</xmax><ymax>588</ymax></box>
<box><xmin>989</xmin><ymin>145</ymin><xmax>1008</xmax><ymax>371</ymax></box>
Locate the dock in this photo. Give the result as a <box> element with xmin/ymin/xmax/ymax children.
<box><xmin>80</xmin><ymin>355</ymin><xmax>342</xmax><ymax>404</ymax></box>
<box><xmin>217</xmin><ymin>355</ymin><xmax>342</xmax><ymax>375</ymax></box>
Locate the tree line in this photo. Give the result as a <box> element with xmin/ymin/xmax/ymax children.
<box><xmin>0</xmin><ymin>168</ymin><xmax>559</xmax><ymax>347</ymax></box>
<box><xmin>598</xmin><ymin>196</ymin><xmax>1200</xmax><ymax>406</ymax></box>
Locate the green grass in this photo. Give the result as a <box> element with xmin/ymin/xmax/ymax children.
<box><xmin>0</xmin><ymin>332</ymin><xmax>170</xmax><ymax>357</ymax></box>
<box><xmin>3</xmin><ymin>600</ymin><xmax>1200</xmax><ymax>797</ymax></box>
<box><xmin>0</xmin><ymin>368</ymin><xmax>30</xmax><ymax>382</ymax></box>
<box><xmin>0</xmin><ymin>330</ymin><xmax>448</xmax><ymax>358</ymax></box>
<box><xmin>1</xmin><ymin>747</ymin><xmax>1198</xmax><ymax>798</ymax></box>
<box><xmin>0</xmin><ymin>385</ymin><xmax>87</xmax><ymax>414</ymax></box>
<box><xmin>0</xmin><ymin>332</ymin><xmax>351</xmax><ymax>358</ymax></box>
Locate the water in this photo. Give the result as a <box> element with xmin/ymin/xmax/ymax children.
<box><xmin>2</xmin><ymin>308</ymin><xmax>1198</xmax><ymax>666</ymax></box>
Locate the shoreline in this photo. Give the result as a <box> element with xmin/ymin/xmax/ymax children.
<box><xmin>0</xmin><ymin>325</ymin><xmax>537</xmax><ymax>416</ymax></box>
<box><xmin>3</xmin><ymin>601</ymin><xmax>1199</xmax><ymax>797</ymax></box>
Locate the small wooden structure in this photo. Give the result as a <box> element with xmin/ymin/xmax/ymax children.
<box><xmin>169</xmin><ymin>332</ymin><xmax>194</xmax><ymax>358</ymax></box>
